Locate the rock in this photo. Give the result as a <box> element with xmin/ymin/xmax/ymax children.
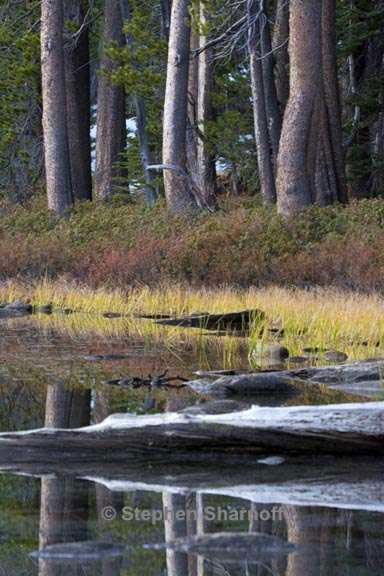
<box><xmin>253</xmin><ymin>343</ymin><xmax>290</xmax><ymax>361</ymax></box>
<box><xmin>186</xmin><ymin>372</ymin><xmax>367</xmax><ymax>402</ymax></box>
<box><xmin>323</xmin><ymin>350</ymin><xmax>348</xmax><ymax>363</ymax></box>
<box><xmin>189</xmin><ymin>360</ymin><xmax>384</xmax><ymax>399</ymax></box>
<box><xmin>288</xmin><ymin>356</ymin><xmax>309</xmax><ymax>364</ymax></box>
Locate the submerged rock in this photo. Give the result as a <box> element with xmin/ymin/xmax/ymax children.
<box><xmin>323</xmin><ymin>350</ymin><xmax>348</xmax><ymax>363</ymax></box>
<box><xmin>289</xmin><ymin>356</ymin><xmax>309</xmax><ymax>364</ymax></box>
<box><xmin>188</xmin><ymin>360</ymin><xmax>384</xmax><ymax>399</ymax></box>
<box><xmin>253</xmin><ymin>343</ymin><xmax>290</xmax><ymax>361</ymax></box>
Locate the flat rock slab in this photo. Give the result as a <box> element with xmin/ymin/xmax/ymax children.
<box><xmin>0</xmin><ymin>402</ymin><xmax>382</xmax><ymax>458</ymax></box>
<box><xmin>190</xmin><ymin>360</ymin><xmax>384</xmax><ymax>398</ymax></box>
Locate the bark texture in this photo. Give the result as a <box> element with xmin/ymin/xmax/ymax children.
<box><xmin>273</xmin><ymin>0</ymin><xmax>290</xmax><ymax>113</ymax></box>
<box><xmin>276</xmin><ymin>0</ymin><xmax>346</xmax><ymax>216</ymax></box>
<box><xmin>197</xmin><ymin>3</ymin><xmax>217</xmax><ymax>207</ymax></box>
<box><xmin>95</xmin><ymin>0</ymin><xmax>126</xmax><ymax>200</ymax></box>
<box><xmin>260</xmin><ymin>2</ymin><xmax>282</xmax><ymax>170</ymax></box>
<box><xmin>247</xmin><ymin>0</ymin><xmax>276</xmax><ymax>204</ymax></box>
<box><xmin>162</xmin><ymin>0</ymin><xmax>199</xmax><ymax>213</ymax></box>
<box><xmin>41</xmin><ymin>0</ymin><xmax>73</xmax><ymax>215</ymax></box>
<box><xmin>1</xmin><ymin>402</ymin><xmax>383</xmax><ymax>457</ymax></box>
<box><xmin>64</xmin><ymin>0</ymin><xmax>92</xmax><ymax>201</ymax></box>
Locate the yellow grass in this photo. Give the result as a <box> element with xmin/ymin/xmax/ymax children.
<box><xmin>1</xmin><ymin>280</ymin><xmax>384</xmax><ymax>361</ymax></box>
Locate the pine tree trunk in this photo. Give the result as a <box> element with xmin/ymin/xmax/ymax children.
<box><xmin>277</xmin><ymin>0</ymin><xmax>346</xmax><ymax>216</ymax></box>
<box><xmin>247</xmin><ymin>0</ymin><xmax>276</xmax><ymax>204</ymax></box>
<box><xmin>273</xmin><ymin>0</ymin><xmax>290</xmax><ymax>113</ymax></box>
<box><xmin>346</xmin><ymin>0</ymin><xmax>384</xmax><ymax>198</ymax></box>
<box><xmin>261</xmin><ymin>4</ymin><xmax>282</xmax><ymax>171</ymax></box>
<box><xmin>186</xmin><ymin>31</ymin><xmax>199</xmax><ymax>179</ymax></box>
<box><xmin>197</xmin><ymin>2</ymin><xmax>217</xmax><ymax>208</ymax></box>
<box><xmin>321</xmin><ymin>0</ymin><xmax>347</xmax><ymax>203</ymax></box>
<box><xmin>41</xmin><ymin>0</ymin><xmax>73</xmax><ymax>216</ymax></box>
<box><xmin>162</xmin><ymin>0</ymin><xmax>198</xmax><ymax>214</ymax></box>
<box><xmin>120</xmin><ymin>0</ymin><xmax>157</xmax><ymax>205</ymax></box>
<box><xmin>64</xmin><ymin>0</ymin><xmax>92</xmax><ymax>201</ymax></box>
<box><xmin>95</xmin><ymin>0</ymin><xmax>126</xmax><ymax>201</ymax></box>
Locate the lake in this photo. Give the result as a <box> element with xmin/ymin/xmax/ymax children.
<box><xmin>0</xmin><ymin>314</ymin><xmax>383</xmax><ymax>575</ymax></box>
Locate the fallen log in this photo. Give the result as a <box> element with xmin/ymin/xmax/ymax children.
<box><xmin>0</xmin><ymin>402</ymin><xmax>382</xmax><ymax>458</ymax></box>
<box><xmin>191</xmin><ymin>359</ymin><xmax>384</xmax><ymax>397</ymax></box>
<box><xmin>154</xmin><ymin>309</ymin><xmax>264</xmax><ymax>331</ymax></box>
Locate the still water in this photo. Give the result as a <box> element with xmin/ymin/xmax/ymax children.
<box><xmin>0</xmin><ymin>315</ymin><xmax>382</xmax><ymax>575</ymax></box>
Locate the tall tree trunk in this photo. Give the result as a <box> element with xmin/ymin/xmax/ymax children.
<box><xmin>160</xmin><ymin>0</ymin><xmax>171</xmax><ymax>40</ymax></box>
<box><xmin>247</xmin><ymin>0</ymin><xmax>276</xmax><ymax>204</ymax></box>
<box><xmin>346</xmin><ymin>0</ymin><xmax>384</xmax><ymax>198</ymax></box>
<box><xmin>321</xmin><ymin>0</ymin><xmax>347</xmax><ymax>203</ymax></box>
<box><xmin>197</xmin><ymin>2</ymin><xmax>217</xmax><ymax>207</ymax></box>
<box><xmin>120</xmin><ymin>0</ymin><xmax>158</xmax><ymax>205</ymax></box>
<box><xmin>162</xmin><ymin>0</ymin><xmax>199</xmax><ymax>213</ymax></box>
<box><xmin>41</xmin><ymin>0</ymin><xmax>73</xmax><ymax>216</ymax></box>
<box><xmin>277</xmin><ymin>0</ymin><xmax>346</xmax><ymax>216</ymax></box>
<box><xmin>95</xmin><ymin>0</ymin><xmax>126</xmax><ymax>201</ymax></box>
<box><xmin>64</xmin><ymin>0</ymin><xmax>92</xmax><ymax>201</ymax></box>
<box><xmin>272</xmin><ymin>0</ymin><xmax>290</xmax><ymax>113</ymax></box>
<box><xmin>186</xmin><ymin>31</ymin><xmax>199</xmax><ymax>179</ymax></box>
<box><xmin>261</xmin><ymin>3</ymin><xmax>282</xmax><ymax>170</ymax></box>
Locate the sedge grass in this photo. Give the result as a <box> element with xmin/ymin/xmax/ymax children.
<box><xmin>0</xmin><ymin>280</ymin><xmax>384</xmax><ymax>363</ymax></box>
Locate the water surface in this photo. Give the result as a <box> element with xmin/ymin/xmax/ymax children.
<box><xmin>0</xmin><ymin>315</ymin><xmax>382</xmax><ymax>575</ymax></box>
